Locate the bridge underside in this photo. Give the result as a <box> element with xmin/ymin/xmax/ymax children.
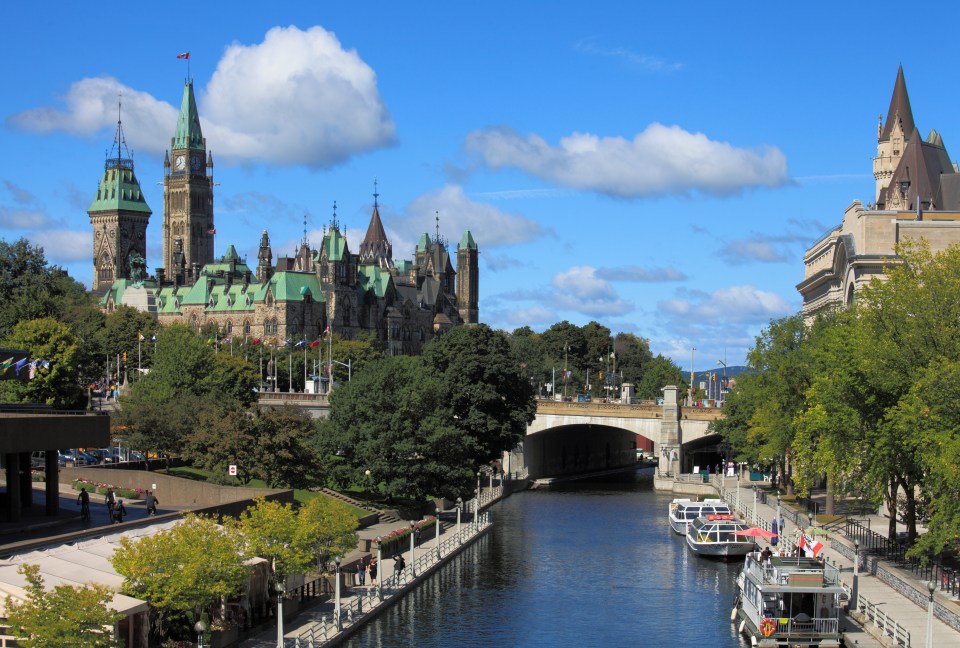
<box><xmin>676</xmin><ymin>436</ymin><xmax>724</xmax><ymax>475</ymax></box>
<box><xmin>523</xmin><ymin>424</ymin><xmax>652</xmax><ymax>480</ymax></box>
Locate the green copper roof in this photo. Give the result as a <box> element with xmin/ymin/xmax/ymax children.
<box><xmin>199</xmin><ymin>261</ymin><xmax>254</xmax><ymax>278</ymax></box>
<box><xmin>254</xmin><ymin>271</ymin><xmax>324</xmax><ymax>302</ymax></box>
<box><xmin>458</xmin><ymin>230</ymin><xmax>478</xmax><ymax>250</ymax></box>
<box><xmin>322</xmin><ymin>228</ymin><xmax>347</xmax><ymax>261</ymax></box>
<box><xmin>416</xmin><ymin>233</ymin><xmax>431</xmax><ymax>252</ymax></box>
<box><xmin>173</xmin><ymin>81</ymin><xmax>204</xmax><ymax>150</ymax></box>
<box><xmin>222</xmin><ymin>245</ymin><xmax>240</xmax><ymax>261</ymax></box>
<box><xmin>358</xmin><ymin>265</ymin><xmax>393</xmax><ymax>299</ymax></box>
<box><xmin>395</xmin><ymin>259</ymin><xmax>412</xmax><ymax>274</ymax></box>
<box><xmin>88</xmin><ymin>165</ymin><xmax>152</xmax><ymax>214</ymax></box>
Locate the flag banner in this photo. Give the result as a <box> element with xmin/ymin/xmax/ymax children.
<box><xmin>324</xmin><ymin>325</ymin><xmax>331</xmax><ymax>334</ymax></box>
<box><xmin>251</xmin><ymin>338</ymin><xmax>262</xmax><ymax>345</ymax></box>
<box><xmin>177</xmin><ymin>52</ymin><xmax>190</xmax><ymax>59</ymax></box>
<box><xmin>207</xmin><ymin>228</ymin><xmax>216</xmax><ymax>234</ymax></box>
<box><xmin>13</xmin><ymin>358</ymin><xmax>28</xmax><ymax>377</ymax></box>
<box><xmin>138</xmin><ymin>332</ymin><xmax>145</xmax><ymax>342</ymax></box>
<box><xmin>309</xmin><ymin>340</ymin><xmax>321</xmax><ymax>348</ymax></box>
<box><xmin>799</xmin><ymin>532</ymin><xmax>824</xmax><ymax>558</ymax></box>
<box><xmin>295</xmin><ymin>339</ymin><xmax>305</xmax><ymax>347</ymax></box>
<box><xmin>284</xmin><ymin>339</ymin><xmax>292</xmax><ymax>346</ymax></box>
<box><xmin>0</xmin><ymin>350</ymin><xmax>31</xmax><ymax>381</ymax></box>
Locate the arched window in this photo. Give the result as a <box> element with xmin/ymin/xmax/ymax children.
<box><xmin>244</xmin><ymin>320</ymin><xmax>251</xmax><ymax>335</ymax></box>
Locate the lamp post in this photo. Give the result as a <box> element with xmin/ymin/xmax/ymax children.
<box><xmin>716</xmin><ymin>359</ymin><xmax>727</xmax><ymax>405</ymax></box>
<box><xmin>475</xmin><ymin>471</ymin><xmax>481</xmax><ymax>524</ymax></box>
<box><xmin>489</xmin><ymin>471</ymin><xmax>493</xmax><ymax>491</ymax></box>
<box><xmin>435</xmin><ymin>507</ymin><xmax>442</xmax><ymax>560</ymax></box>
<box><xmin>409</xmin><ymin>521</ymin><xmax>417</xmax><ymax>578</ymax></box>
<box><xmin>195</xmin><ymin>619</ymin><xmax>207</xmax><ymax>648</ymax></box>
<box><xmin>274</xmin><ymin>580</ymin><xmax>285</xmax><ymax>648</ymax></box>
<box><xmin>808</xmin><ymin>511</ymin><xmax>814</xmax><ymax>530</ymax></box>
<box><xmin>851</xmin><ymin>539</ymin><xmax>860</xmax><ymax>610</ymax></box>
<box><xmin>375</xmin><ymin>537</ymin><xmax>383</xmax><ymax>601</ymax></box>
<box><xmin>925</xmin><ymin>580</ymin><xmax>936</xmax><ymax>648</ymax></box>
<box><xmin>752</xmin><ymin>487</ymin><xmax>758</xmax><ymax>526</ymax></box>
<box><xmin>456</xmin><ymin>497</ymin><xmax>463</xmax><ymax>545</ymax></box>
<box><xmin>689</xmin><ymin>346</ymin><xmax>696</xmax><ymax>405</ymax></box>
<box><xmin>333</xmin><ymin>556</ymin><xmax>342</xmax><ymax>631</ymax></box>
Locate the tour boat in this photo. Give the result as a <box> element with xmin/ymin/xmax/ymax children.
<box><xmin>668</xmin><ymin>498</ymin><xmax>731</xmax><ymax>535</ymax></box>
<box><xmin>685</xmin><ymin>514</ymin><xmax>756</xmax><ymax>558</ymax></box>
<box><xmin>732</xmin><ymin>551</ymin><xmax>845</xmax><ymax>647</ymax></box>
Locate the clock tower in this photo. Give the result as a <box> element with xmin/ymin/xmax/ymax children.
<box><xmin>163</xmin><ymin>80</ymin><xmax>214</xmax><ymax>280</ymax></box>
<box><xmin>88</xmin><ymin>105</ymin><xmax>151</xmax><ymax>295</ymax></box>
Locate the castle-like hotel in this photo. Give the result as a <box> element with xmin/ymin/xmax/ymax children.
<box><xmin>798</xmin><ymin>67</ymin><xmax>960</xmax><ymax>318</ymax></box>
<box><xmin>90</xmin><ymin>79</ymin><xmax>479</xmax><ymax>355</ymax></box>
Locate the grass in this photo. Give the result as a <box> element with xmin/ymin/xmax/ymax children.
<box><xmin>159</xmin><ymin>466</ymin><xmax>368</xmax><ymax>516</ymax></box>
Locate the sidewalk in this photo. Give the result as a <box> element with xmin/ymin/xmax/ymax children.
<box><xmin>721</xmin><ymin>477</ymin><xmax>959</xmax><ymax>647</ymax></box>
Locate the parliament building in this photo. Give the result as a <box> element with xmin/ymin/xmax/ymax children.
<box><xmin>89</xmin><ymin>79</ymin><xmax>479</xmax><ymax>355</ymax></box>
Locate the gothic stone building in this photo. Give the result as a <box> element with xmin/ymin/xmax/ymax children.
<box><xmin>93</xmin><ymin>79</ymin><xmax>479</xmax><ymax>355</ymax></box>
<box><xmin>797</xmin><ymin>66</ymin><xmax>960</xmax><ymax>321</ymax></box>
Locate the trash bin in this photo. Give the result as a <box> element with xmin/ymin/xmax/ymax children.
<box><xmin>701</xmin><ymin>470</ymin><xmax>710</xmax><ymax>483</ymax></box>
<box><xmin>749</xmin><ymin>471</ymin><xmax>764</xmax><ymax>481</ymax></box>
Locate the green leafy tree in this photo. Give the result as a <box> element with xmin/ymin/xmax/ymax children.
<box><xmin>318</xmin><ymin>355</ymin><xmax>474</xmax><ymax>500</ymax></box>
<box><xmin>111</xmin><ymin>514</ymin><xmax>248</xmax><ymax>642</ymax></box>
<box><xmin>634</xmin><ymin>353</ymin><xmax>685</xmax><ymax>401</ymax></box>
<box><xmin>230</xmin><ymin>498</ymin><xmax>315</xmax><ymax>583</ymax></box>
<box><xmin>612</xmin><ymin>332</ymin><xmax>654</xmax><ymax>389</ymax></box>
<box><xmin>423</xmin><ymin>324</ymin><xmax>537</xmax><ymax>465</ymax></box>
<box><xmin>0</xmin><ymin>318</ymin><xmax>85</xmax><ymax>408</ymax></box>
<box><xmin>296</xmin><ymin>496</ymin><xmax>360</xmax><ymax>564</ymax></box>
<box><xmin>103</xmin><ymin>305</ymin><xmax>160</xmax><ymax>380</ymax></box>
<box><xmin>4</xmin><ymin>563</ymin><xmax>121</xmax><ymax>648</ymax></box>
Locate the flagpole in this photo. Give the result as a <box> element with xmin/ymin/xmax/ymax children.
<box><xmin>288</xmin><ymin>349</ymin><xmax>292</xmax><ymax>393</ymax></box>
<box><xmin>327</xmin><ymin>327</ymin><xmax>333</xmax><ymax>392</ymax></box>
<box><xmin>138</xmin><ymin>336</ymin><xmax>142</xmax><ymax>375</ymax></box>
<box><xmin>303</xmin><ymin>338</ymin><xmax>307</xmax><ymax>392</ymax></box>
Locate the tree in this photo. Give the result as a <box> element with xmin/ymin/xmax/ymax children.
<box><xmin>5</xmin><ymin>563</ymin><xmax>121</xmax><ymax>648</ymax></box>
<box><xmin>612</xmin><ymin>332</ymin><xmax>654</xmax><ymax>388</ymax></box>
<box><xmin>111</xmin><ymin>514</ymin><xmax>248</xmax><ymax>642</ymax></box>
<box><xmin>0</xmin><ymin>318</ymin><xmax>85</xmax><ymax>408</ymax></box>
<box><xmin>634</xmin><ymin>354</ymin><xmax>685</xmax><ymax>400</ymax></box>
<box><xmin>422</xmin><ymin>324</ymin><xmax>537</xmax><ymax>464</ymax></box>
<box><xmin>296</xmin><ymin>496</ymin><xmax>359</xmax><ymax>564</ymax></box>
<box><xmin>230</xmin><ymin>498</ymin><xmax>315</xmax><ymax>583</ymax></box>
<box><xmin>318</xmin><ymin>355</ymin><xmax>474</xmax><ymax>500</ymax></box>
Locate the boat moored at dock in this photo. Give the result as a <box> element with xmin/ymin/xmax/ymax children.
<box><xmin>685</xmin><ymin>514</ymin><xmax>756</xmax><ymax>559</ymax></box>
<box><xmin>668</xmin><ymin>498</ymin><xmax>730</xmax><ymax>535</ymax></box>
<box><xmin>733</xmin><ymin>552</ymin><xmax>845</xmax><ymax>647</ymax></box>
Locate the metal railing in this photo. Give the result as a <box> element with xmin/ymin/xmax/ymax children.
<box><xmin>845</xmin><ymin>519</ymin><xmax>959</xmax><ymax>599</ymax></box>
<box><xmin>773</xmin><ymin>617</ymin><xmax>839</xmax><ymax>637</ymax></box>
<box><xmin>292</xmin><ymin>512</ymin><xmax>492</xmax><ymax>646</ymax></box>
<box><xmin>858</xmin><ymin>594</ymin><xmax>911</xmax><ymax>647</ymax></box>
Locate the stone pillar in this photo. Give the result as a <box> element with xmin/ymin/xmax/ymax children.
<box><xmin>5</xmin><ymin>453</ymin><xmax>21</xmax><ymax>523</ymax></box>
<box><xmin>659</xmin><ymin>385</ymin><xmax>681</xmax><ymax>476</ymax></box>
<box><xmin>44</xmin><ymin>450</ymin><xmax>59</xmax><ymax>515</ymax></box>
<box><xmin>18</xmin><ymin>452</ymin><xmax>31</xmax><ymax>508</ymax></box>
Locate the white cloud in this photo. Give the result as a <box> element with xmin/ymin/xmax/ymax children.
<box><xmin>659</xmin><ymin>285</ymin><xmax>792</xmax><ymax>323</ymax></box>
<box><xmin>30</xmin><ymin>229</ymin><xmax>92</xmax><ymax>263</ymax></box>
<box><xmin>499</xmin><ymin>306</ymin><xmax>557</xmax><ymax>328</ymax></box>
<box><xmin>465</xmin><ymin>124</ymin><xmax>790</xmax><ymax>198</ymax></box>
<box><xmin>574</xmin><ymin>39</ymin><xmax>684</xmax><ymax>73</ymax></box>
<box><xmin>719</xmin><ymin>239</ymin><xmax>786</xmax><ymax>264</ymax></box>
<box><xmin>596</xmin><ymin>265</ymin><xmax>687</xmax><ymax>282</ymax></box>
<box><xmin>8</xmin><ymin>26</ymin><xmax>395</xmax><ymax>168</ymax></box>
<box><xmin>551</xmin><ymin>266</ymin><xmax>633</xmax><ymax>316</ymax></box>
<box><xmin>0</xmin><ymin>207</ymin><xmax>47</xmax><ymax>229</ymax></box>
<box><xmin>400</xmin><ymin>185</ymin><xmax>546</xmax><ymax>248</ymax></box>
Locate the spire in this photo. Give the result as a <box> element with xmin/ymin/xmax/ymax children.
<box><xmin>880</xmin><ymin>65</ymin><xmax>915</xmax><ymax>142</ymax></box>
<box><xmin>359</xmin><ymin>187</ymin><xmax>393</xmax><ymax>268</ymax></box>
<box><xmin>106</xmin><ymin>95</ymin><xmax>134</xmax><ymax>172</ymax></box>
<box><xmin>89</xmin><ymin>97</ymin><xmax>150</xmax><ymax>215</ymax></box>
<box><xmin>172</xmin><ymin>81</ymin><xmax>205</xmax><ymax>150</ymax></box>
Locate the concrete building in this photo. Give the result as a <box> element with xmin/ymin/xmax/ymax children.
<box><xmin>798</xmin><ymin>66</ymin><xmax>960</xmax><ymax>320</ymax></box>
<box><xmin>93</xmin><ymin>79</ymin><xmax>479</xmax><ymax>354</ymax></box>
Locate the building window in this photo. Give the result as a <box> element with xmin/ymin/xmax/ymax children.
<box><xmin>244</xmin><ymin>321</ymin><xmax>251</xmax><ymax>335</ymax></box>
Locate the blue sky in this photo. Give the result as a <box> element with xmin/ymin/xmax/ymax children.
<box><xmin>3</xmin><ymin>2</ymin><xmax>959</xmax><ymax>371</ymax></box>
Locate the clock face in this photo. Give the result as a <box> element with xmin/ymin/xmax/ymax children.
<box><xmin>191</xmin><ymin>154</ymin><xmax>202</xmax><ymax>172</ymax></box>
<box><xmin>174</xmin><ymin>155</ymin><xmax>185</xmax><ymax>170</ymax></box>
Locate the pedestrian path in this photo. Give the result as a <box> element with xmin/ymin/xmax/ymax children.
<box><xmin>719</xmin><ymin>477</ymin><xmax>959</xmax><ymax>647</ymax></box>
<box><xmin>240</xmin><ymin>486</ymin><xmax>503</xmax><ymax>647</ymax></box>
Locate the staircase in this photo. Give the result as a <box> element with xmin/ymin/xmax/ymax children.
<box><xmin>316</xmin><ymin>488</ymin><xmax>402</xmax><ymax>525</ymax></box>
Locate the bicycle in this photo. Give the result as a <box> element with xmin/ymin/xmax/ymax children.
<box><xmin>79</xmin><ymin>501</ymin><xmax>90</xmax><ymax>522</ymax></box>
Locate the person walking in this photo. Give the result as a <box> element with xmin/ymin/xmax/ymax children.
<box><xmin>112</xmin><ymin>499</ymin><xmax>127</xmax><ymax>524</ymax></box>
<box><xmin>144</xmin><ymin>491</ymin><xmax>159</xmax><ymax>515</ymax></box>
<box><xmin>77</xmin><ymin>487</ymin><xmax>90</xmax><ymax>521</ymax></box>
<box><xmin>393</xmin><ymin>554</ymin><xmax>405</xmax><ymax>585</ymax></box>
<box><xmin>105</xmin><ymin>487</ymin><xmax>116</xmax><ymax>518</ymax></box>
<box><xmin>356</xmin><ymin>558</ymin><xmax>366</xmax><ymax>586</ymax></box>
<box><xmin>369</xmin><ymin>559</ymin><xmax>377</xmax><ymax>587</ymax></box>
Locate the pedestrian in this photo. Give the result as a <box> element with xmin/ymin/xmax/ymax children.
<box><xmin>356</xmin><ymin>559</ymin><xmax>366</xmax><ymax>586</ymax></box>
<box><xmin>77</xmin><ymin>487</ymin><xmax>90</xmax><ymax>521</ymax></box>
<box><xmin>369</xmin><ymin>559</ymin><xmax>377</xmax><ymax>586</ymax></box>
<box><xmin>144</xmin><ymin>490</ymin><xmax>159</xmax><ymax>515</ymax></box>
<box><xmin>105</xmin><ymin>488</ymin><xmax>116</xmax><ymax>517</ymax></box>
<box><xmin>760</xmin><ymin>546</ymin><xmax>772</xmax><ymax>563</ymax></box>
<box><xmin>414</xmin><ymin>526</ymin><xmax>421</xmax><ymax>546</ymax></box>
<box><xmin>393</xmin><ymin>554</ymin><xmax>405</xmax><ymax>584</ymax></box>
<box><xmin>771</xmin><ymin>519</ymin><xmax>779</xmax><ymax>547</ymax></box>
<box><xmin>779</xmin><ymin>514</ymin><xmax>785</xmax><ymax>536</ymax></box>
<box><xmin>112</xmin><ymin>499</ymin><xmax>127</xmax><ymax>524</ymax></box>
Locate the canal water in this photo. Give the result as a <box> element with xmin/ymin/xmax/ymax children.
<box><xmin>347</xmin><ymin>473</ymin><xmax>747</xmax><ymax>647</ymax></box>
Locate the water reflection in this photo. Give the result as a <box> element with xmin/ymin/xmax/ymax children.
<box><xmin>347</xmin><ymin>475</ymin><xmax>747</xmax><ymax>647</ymax></box>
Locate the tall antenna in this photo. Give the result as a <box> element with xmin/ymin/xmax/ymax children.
<box><xmin>373</xmin><ymin>178</ymin><xmax>379</xmax><ymax>208</ymax></box>
<box><xmin>302</xmin><ymin>213</ymin><xmax>309</xmax><ymax>246</ymax></box>
<box><xmin>435</xmin><ymin>211</ymin><xmax>440</xmax><ymax>243</ymax></box>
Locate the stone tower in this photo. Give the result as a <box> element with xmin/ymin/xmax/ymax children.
<box><xmin>358</xmin><ymin>191</ymin><xmax>393</xmax><ymax>269</ymax></box>
<box><xmin>88</xmin><ymin>105</ymin><xmax>151</xmax><ymax>295</ymax></box>
<box><xmin>456</xmin><ymin>230</ymin><xmax>479</xmax><ymax>324</ymax></box>
<box><xmin>874</xmin><ymin>65</ymin><xmax>916</xmax><ymax>205</ymax></box>
<box><xmin>257</xmin><ymin>230</ymin><xmax>273</xmax><ymax>283</ymax></box>
<box><xmin>163</xmin><ymin>80</ymin><xmax>214</xmax><ymax>279</ymax></box>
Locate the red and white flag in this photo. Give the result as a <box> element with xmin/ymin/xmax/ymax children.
<box><xmin>324</xmin><ymin>325</ymin><xmax>331</xmax><ymax>335</ymax></box>
<box><xmin>177</xmin><ymin>52</ymin><xmax>190</xmax><ymax>60</ymax></box>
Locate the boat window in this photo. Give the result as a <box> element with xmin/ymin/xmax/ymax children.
<box><xmin>701</xmin><ymin>507</ymin><xmax>715</xmax><ymax>516</ymax></box>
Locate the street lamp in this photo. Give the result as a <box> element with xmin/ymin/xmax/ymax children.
<box><xmin>274</xmin><ymin>580</ymin><xmax>285</xmax><ymax>648</ymax></box>
<box><xmin>375</xmin><ymin>537</ymin><xmax>383</xmax><ymax>601</ymax></box>
<box><xmin>333</xmin><ymin>556</ymin><xmax>342</xmax><ymax>631</ymax></box>
<box><xmin>716</xmin><ymin>359</ymin><xmax>727</xmax><ymax>404</ymax></box>
<box><xmin>808</xmin><ymin>511</ymin><xmax>814</xmax><ymax>530</ymax></box>
<box><xmin>925</xmin><ymin>580</ymin><xmax>936</xmax><ymax>648</ymax></box>
<box><xmin>409</xmin><ymin>521</ymin><xmax>417</xmax><ymax>578</ymax></box>
<box><xmin>195</xmin><ymin>619</ymin><xmax>207</xmax><ymax>648</ymax></box>
<box><xmin>435</xmin><ymin>507</ymin><xmax>442</xmax><ymax>560</ymax></box>
<box><xmin>475</xmin><ymin>471</ymin><xmax>481</xmax><ymax>524</ymax></box>
<box><xmin>851</xmin><ymin>539</ymin><xmax>860</xmax><ymax>609</ymax></box>
<box><xmin>456</xmin><ymin>497</ymin><xmax>463</xmax><ymax>545</ymax></box>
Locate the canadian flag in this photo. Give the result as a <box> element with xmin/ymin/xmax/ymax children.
<box><xmin>177</xmin><ymin>52</ymin><xmax>190</xmax><ymax>60</ymax></box>
<box><xmin>799</xmin><ymin>533</ymin><xmax>824</xmax><ymax>558</ymax></box>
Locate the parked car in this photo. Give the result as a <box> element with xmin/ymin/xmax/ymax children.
<box><xmin>85</xmin><ymin>449</ymin><xmax>115</xmax><ymax>464</ymax></box>
<box><xmin>61</xmin><ymin>449</ymin><xmax>99</xmax><ymax>466</ymax></box>
<box><xmin>108</xmin><ymin>447</ymin><xmax>146</xmax><ymax>462</ymax></box>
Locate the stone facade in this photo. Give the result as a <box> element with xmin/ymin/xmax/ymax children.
<box><xmin>96</xmin><ymin>80</ymin><xmax>479</xmax><ymax>354</ymax></box>
<box><xmin>798</xmin><ymin>67</ymin><xmax>960</xmax><ymax>321</ymax></box>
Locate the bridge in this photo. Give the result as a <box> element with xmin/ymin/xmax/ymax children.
<box><xmin>260</xmin><ymin>385</ymin><xmax>724</xmax><ymax>483</ymax></box>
